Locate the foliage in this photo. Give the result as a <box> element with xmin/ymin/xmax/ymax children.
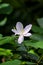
<box><xmin>0</xmin><ymin>0</ymin><xmax>43</xmax><ymax>65</ymax></box>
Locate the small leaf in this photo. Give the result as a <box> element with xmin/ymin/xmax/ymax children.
<box><xmin>0</xmin><ymin>17</ymin><xmax>7</xmax><ymax>26</ymax></box>
<box><xmin>0</xmin><ymin>48</ymin><xmax>13</xmax><ymax>56</ymax></box>
<box><xmin>28</xmin><ymin>50</ymin><xmax>36</xmax><ymax>54</ymax></box>
<box><xmin>22</xmin><ymin>61</ymin><xmax>36</xmax><ymax>65</ymax></box>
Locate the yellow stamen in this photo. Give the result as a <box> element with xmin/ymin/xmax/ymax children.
<box><xmin>20</xmin><ymin>29</ymin><xmax>24</xmax><ymax>35</ymax></box>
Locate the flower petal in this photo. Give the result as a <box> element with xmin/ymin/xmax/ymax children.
<box><xmin>12</xmin><ymin>29</ymin><xmax>19</xmax><ymax>35</ymax></box>
<box><xmin>24</xmin><ymin>33</ymin><xmax>32</xmax><ymax>37</ymax></box>
<box><xmin>16</xmin><ymin>22</ymin><xmax>23</xmax><ymax>32</ymax></box>
<box><xmin>18</xmin><ymin>35</ymin><xmax>24</xmax><ymax>44</ymax></box>
<box><xmin>24</xmin><ymin>24</ymin><xmax>32</xmax><ymax>34</ymax></box>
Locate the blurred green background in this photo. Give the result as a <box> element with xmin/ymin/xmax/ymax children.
<box><xmin>0</xmin><ymin>0</ymin><xmax>43</xmax><ymax>65</ymax></box>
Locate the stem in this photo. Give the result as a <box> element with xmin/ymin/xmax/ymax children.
<box><xmin>37</xmin><ymin>55</ymin><xmax>43</xmax><ymax>64</ymax></box>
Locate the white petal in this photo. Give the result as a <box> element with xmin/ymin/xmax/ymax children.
<box><xmin>16</xmin><ymin>22</ymin><xmax>23</xmax><ymax>32</ymax></box>
<box><xmin>12</xmin><ymin>29</ymin><xmax>17</xmax><ymax>33</ymax></box>
<box><xmin>18</xmin><ymin>35</ymin><xmax>24</xmax><ymax>44</ymax></box>
<box><xmin>24</xmin><ymin>33</ymin><xmax>32</xmax><ymax>37</ymax></box>
<box><xmin>24</xmin><ymin>24</ymin><xmax>32</xmax><ymax>34</ymax></box>
<box><xmin>12</xmin><ymin>29</ymin><xmax>19</xmax><ymax>35</ymax></box>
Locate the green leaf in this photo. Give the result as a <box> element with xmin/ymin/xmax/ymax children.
<box><xmin>24</xmin><ymin>41</ymin><xmax>43</xmax><ymax>49</ymax></box>
<box><xmin>30</xmin><ymin>34</ymin><xmax>43</xmax><ymax>41</ymax></box>
<box><xmin>0</xmin><ymin>36</ymin><xmax>15</xmax><ymax>45</ymax></box>
<box><xmin>32</xmin><ymin>25</ymin><xmax>43</xmax><ymax>34</ymax></box>
<box><xmin>0</xmin><ymin>17</ymin><xmax>7</xmax><ymax>26</ymax></box>
<box><xmin>17</xmin><ymin>44</ymin><xmax>27</xmax><ymax>52</ymax></box>
<box><xmin>0</xmin><ymin>60</ymin><xmax>21</xmax><ymax>65</ymax></box>
<box><xmin>28</xmin><ymin>50</ymin><xmax>39</xmax><ymax>61</ymax></box>
<box><xmin>28</xmin><ymin>50</ymin><xmax>36</xmax><ymax>54</ymax></box>
<box><xmin>0</xmin><ymin>48</ymin><xmax>13</xmax><ymax>56</ymax></box>
<box><xmin>37</xmin><ymin>18</ymin><xmax>43</xmax><ymax>28</ymax></box>
<box><xmin>0</xmin><ymin>3</ymin><xmax>13</xmax><ymax>14</ymax></box>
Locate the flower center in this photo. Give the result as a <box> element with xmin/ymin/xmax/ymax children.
<box><xmin>20</xmin><ymin>29</ymin><xmax>24</xmax><ymax>35</ymax></box>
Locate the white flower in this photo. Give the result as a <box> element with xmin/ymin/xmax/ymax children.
<box><xmin>12</xmin><ymin>22</ymin><xmax>32</xmax><ymax>44</ymax></box>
